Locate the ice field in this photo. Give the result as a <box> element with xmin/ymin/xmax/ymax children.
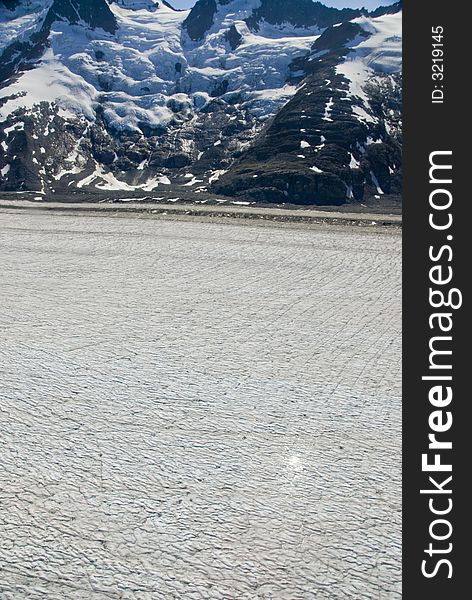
<box><xmin>0</xmin><ymin>210</ymin><xmax>402</xmax><ymax>599</ymax></box>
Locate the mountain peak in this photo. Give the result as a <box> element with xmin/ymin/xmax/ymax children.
<box><xmin>246</xmin><ymin>0</ymin><xmax>364</xmax><ymax>31</ymax></box>
<box><xmin>371</xmin><ymin>1</ymin><xmax>402</xmax><ymax>17</ymax></box>
<box><xmin>45</xmin><ymin>0</ymin><xmax>118</xmax><ymax>34</ymax></box>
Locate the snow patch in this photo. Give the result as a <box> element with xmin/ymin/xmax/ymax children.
<box><xmin>370</xmin><ymin>171</ymin><xmax>384</xmax><ymax>195</ymax></box>
<box><xmin>349</xmin><ymin>153</ymin><xmax>361</xmax><ymax>169</ymax></box>
<box><xmin>208</xmin><ymin>170</ymin><xmax>227</xmax><ymax>184</ymax></box>
<box><xmin>322</xmin><ymin>97</ymin><xmax>334</xmax><ymax>122</ymax></box>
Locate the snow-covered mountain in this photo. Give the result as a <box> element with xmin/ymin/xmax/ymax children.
<box><xmin>0</xmin><ymin>0</ymin><xmax>402</xmax><ymax>205</ymax></box>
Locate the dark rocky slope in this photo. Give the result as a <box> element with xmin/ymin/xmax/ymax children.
<box><xmin>213</xmin><ymin>15</ymin><xmax>402</xmax><ymax>205</ymax></box>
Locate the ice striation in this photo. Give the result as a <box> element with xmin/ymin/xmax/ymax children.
<box><xmin>0</xmin><ymin>209</ymin><xmax>402</xmax><ymax>599</ymax></box>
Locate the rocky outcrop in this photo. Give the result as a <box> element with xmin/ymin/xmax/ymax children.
<box><xmin>46</xmin><ymin>0</ymin><xmax>118</xmax><ymax>34</ymax></box>
<box><xmin>246</xmin><ymin>0</ymin><xmax>363</xmax><ymax>32</ymax></box>
<box><xmin>182</xmin><ymin>0</ymin><xmax>219</xmax><ymax>41</ymax></box>
<box><xmin>225</xmin><ymin>24</ymin><xmax>242</xmax><ymax>51</ymax></box>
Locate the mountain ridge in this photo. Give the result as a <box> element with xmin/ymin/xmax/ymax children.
<box><xmin>0</xmin><ymin>0</ymin><xmax>402</xmax><ymax>206</ymax></box>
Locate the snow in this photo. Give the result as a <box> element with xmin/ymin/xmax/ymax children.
<box><xmin>315</xmin><ymin>135</ymin><xmax>326</xmax><ymax>152</ymax></box>
<box><xmin>1</xmin><ymin>164</ymin><xmax>10</xmax><ymax>177</ymax></box>
<box><xmin>208</xmin><ymin>169</ymin><xmax>227</xmax><ymax>183</ymax></box>
<box><xmin>0</xmin><ymin>0</ymin><xmax>321</xmax><ymax>129</ymax></box>
<box><xmin>366</xmin><ymin>136</ymin><xmax>382</xmax><ymax>145</ymax></box>
<box><xmin>0</xmin><ymin>4</ymin><xmax>402</xmax><ymax>195</ymax></box>
<box><xmin>350</xmin><ymin>12</ymin><xmax>402</xmax><ymax>74</ymax></box>
<box><xmin>349</xmin><ymin>153</ymin><xmax>361</xmax><ymax>169</ymax></box>
<box><xmin>256</xmin><ymin>17</ymin><xmax>322</xmax><ymax>39</ymax></box>
<box><xmin>0</xmin><ymin>0</ymin><xmax>50</xmax><ymax>49</ymax></box>
<box><xmin>76</xmin><ymin>164</ymin><xmax>171</xmax><ymax>191</ymax></box>
<box><xmin>4</xmin><ymin>122</ymin><xmax>25</xmax><ymax>135</ymax></box>
<box><xmin>182</xmin><ymin>176</ymin><xmax>203</xmax><ymax>187</ymax></box>
<box><xmin>138</xmin><ymin>175</ymin><xmax>171</xmax><ymax>191</ymax></box>
<box><xmin>335</xmin><ymin>12</ymin><xmax>401</xmax><ymax>119</ymax></box>
<box><xmin>310</xmin><ymin>165</ymin><xmax>323</xmax><ymax>173</ymax></box>
<box><xmin>0</xmin><ymin>211</ymin><xmax>402</xmax><ymax>599</ymax></box>
<box><xmin>322</xmin><ymin>97</ymin><xmax>334</xmax><ymax>122</ymax></box>
<box><xmin>336</xmin><ymin>59</ymin><xmax>373</xmax><ymax>106</ymax></box>
<box><xmin>352</xmin><ymin>104</ymin><xmax>375</xmax><ymax>124</ymax></box>
<box><xmin>0</xmin><ymin>48</ymin><xmax>97</xmax><ymax>121</ymax></box>
<box><xmin>53</xmin><ymin>145</ymin><xmax>87</xmax><ymax>181</ymax></box>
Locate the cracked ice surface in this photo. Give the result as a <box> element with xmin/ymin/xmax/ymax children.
<box><xmin>0</xmin><ymin>211</ymin><xmax>401</xmax><ymax>599</ymax></box>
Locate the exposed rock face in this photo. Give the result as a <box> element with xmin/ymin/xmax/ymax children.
<box><xmin>46</xmin><ymin>0</ymin><xmax>118</xmax><ymax>34</ymax></box>
<box><xmin>246</xmin><ymin>0</ymin><xmax>364</xmax><ymax>31</ymax></box>
<box><xmin>225</xmin><ymin>24</ymin><xmax>242</xmax><ymax>50</ymax></box>
<box><xmin>371</xmin><ymin>1</ymin><xmax>402</xmax><ymax>17</ymax></box>
<box><xmin>0</xmin><ymin>0</ymin><xmax>402</xmax><ymax>206</ymax></box>
<box><xmin>182</xmin><ymin>0</ymin><xmax>219</xmax><ymax>41</ymax></box>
